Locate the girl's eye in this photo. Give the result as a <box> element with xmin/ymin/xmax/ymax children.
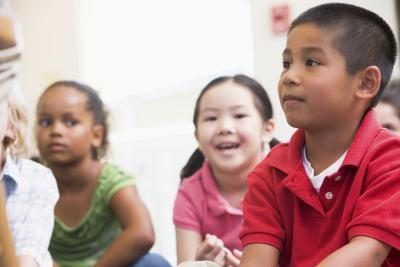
<box><xmin>234</xmin><ymin>113</ymin><xmax>247</xmax><ymax>119</ymax></box>
<box><xmin>204</xmin><ymin>116</ymin><xmax>217</xmax><ymax>122</ymax></box>
<box><xmin>64</xmin><ymin>119</ymin><xmax>78</xmax><ymax>127</ymax></box>
<box><xmin>38</xmin><ymin>118</ymin><xmax>51</xmax><ymax>127</ymax></box>
<box><xmin>305</xmin><ymin>59</ymin><xmax>320</xmax><ymax>67</ymax></box>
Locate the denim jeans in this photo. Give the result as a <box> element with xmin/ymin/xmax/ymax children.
<box><xmin>129</xmin><ymin>253</ymin><xmax>172</xmax><ymax>267</ymax></box>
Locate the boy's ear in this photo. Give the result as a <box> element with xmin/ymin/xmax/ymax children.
<box><xmin>355</xmin><ymin>66</ymin><xmax>381</xmax><ymax>100</ymax></box>
<box><xmin>91</xmin><ymin>124</ymin><xmax>104</xmax><ymax>148</ymax></box>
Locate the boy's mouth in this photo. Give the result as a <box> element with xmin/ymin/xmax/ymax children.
<box><xmin>283</xmin><ymin>95</ymin><xmax>303</xmax><ymax>102</ymax></box>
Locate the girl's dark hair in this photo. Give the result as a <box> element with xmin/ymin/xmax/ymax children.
<box><xmin>180</xmin><ymin>74</ymin><xmax>278</xmax><ymax>179</ymax></box>
<box><xmin>40</xmin><ymin>80</ymin><xmax>109</xmax><ymax>160</ymax></box>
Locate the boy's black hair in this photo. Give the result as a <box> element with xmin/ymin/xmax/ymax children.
<box><xmin>290</xmin><ymin>3</ymin><xmax>397</xmax><ymax>106</ymax></box>
<box><xmin>380</xmin><ymin>79</ymin><xmax>400</xmax><ymax>118</ymax></box>
<box><xmin>41</xmin><ymin>80</ymin><xmax>109</xmax><ymax>160</ymax></box>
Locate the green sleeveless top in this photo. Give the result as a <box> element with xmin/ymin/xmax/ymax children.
<box><xmin>49</xmin><ymin>163</ymin><xmax>135</xmax><ymax>267</ymax></box>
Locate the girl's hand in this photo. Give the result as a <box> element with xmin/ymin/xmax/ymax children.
<box><xmin>195</xmin><ymin>234</ymin><xmax>226</xmax><ymax>266</ymax></box>
<box><xmin>224</xmin><ymin>249</ymin><xmax>242</xmax><ymax>267</ymax></box>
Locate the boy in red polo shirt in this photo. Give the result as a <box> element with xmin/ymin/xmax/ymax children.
<box><xmin>239</xmin><ymin>3</ymin><xmax>400</xmax><ymax>267</ymax></box>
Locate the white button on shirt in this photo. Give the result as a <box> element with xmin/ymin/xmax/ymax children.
<box><xmin>334</xmin><ymin>176</ymin><xmax>342</xmax><ymax>182</ymax></box>
<box><xmin>325</xmin><ymin>192</ymin><xmax>333</xmax><ymax>200</ymax></box>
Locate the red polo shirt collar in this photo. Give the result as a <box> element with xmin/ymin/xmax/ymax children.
<box><xmin>268</xmin><ymin>109</ymin><xmax>379</xmax><ymax>173</ymax></box>
<box><xmin>266</xmin><ymin>110</ymin><xmax>380</xmax><ymax>215</ymax></box>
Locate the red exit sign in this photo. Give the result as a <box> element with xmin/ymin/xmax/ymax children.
<box><xmin>271</xmin><ymin>4</ymin><xmax>290</xmax><ymax>35</ymax></box>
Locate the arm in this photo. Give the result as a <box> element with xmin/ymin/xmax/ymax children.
<box><xmin>176</xmin><ymin>227</ymin><xmax>202</xmax><ymax>263</ymax></box>
<box><xmin>239</xmin><ymin>244</ymin><xmax>279</xmax><ymax>267</ymax></box>
<box><xmin>176</xmin><ymin>228</ymin><xmax>226</xmax><ymax>265</ymax></box>
<box><xmin>17</xmin><ymin>255</ymin><xmax>38</xmax><ymax>267</ymax></box>
<box><xmin>12</xmin><ymin>168</ymin><xmax>58</xmax><ymax>267</ymax></box>
<box><xmin>0</xmin><ymin>181</ymin><xmax>18</xmax><ymax>267</ymax></box>
<box><xmin>95</xmin><ymin>186</ymin><xmax>155</xmax><ymax>267</ymax></box>
<box><xmin>317</xmin><ymin>236</ymin><xmax>391</xmax><ymax>267</ymax></box>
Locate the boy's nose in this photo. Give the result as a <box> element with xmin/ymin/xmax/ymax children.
<box><xmin>282</xmin><ymin>68</ymin><xmax>301</xmax><ymax>87</ymax></box>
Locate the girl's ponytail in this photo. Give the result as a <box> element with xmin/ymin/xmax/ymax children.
<box><xmin>269</xmin><ymin>137</ymin><xmax>280</xmax><ymax>148</ymax></box>
<box><xmin>180</xmin><ymin>148</ymin><xmax>205</xmax><ymax>180</ymax></box>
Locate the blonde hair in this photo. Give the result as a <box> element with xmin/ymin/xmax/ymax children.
<box><xmin>4</xmin><ymin>83</ymin><xmax>28</xmax><ymax>158</ymax></box>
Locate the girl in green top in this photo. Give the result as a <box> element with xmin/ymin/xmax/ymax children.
<box><xmin>35</xmin><ymin>81</ymin><xmax>171</xmax><ymax>267</ymax></box>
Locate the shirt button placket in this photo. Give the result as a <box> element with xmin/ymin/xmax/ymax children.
<box><xmin>325</xmin><ymin>191</ymin><xmax>333</xmax><ymax>200</ymax></box>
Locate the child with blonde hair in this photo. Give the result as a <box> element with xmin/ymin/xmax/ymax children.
<box><xmin>1</xmin><ymin>85</ymin><xmax>59</xmax><ymax>267</ymax></box>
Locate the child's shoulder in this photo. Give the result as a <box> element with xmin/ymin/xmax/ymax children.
<box><xmin>100</xmin><ymin>162</ymin><xmax>134</xmax><ymax>180</ymax></box>
<box><xmin>179</xmin><ymin>162</ymin><xmax>211</xmax><ymax>188</ymax></box>
<box><xmin>15</xmin><ymin>158</ymin><xmax>53</xmax><ymax>178</ymax></box>
<box><xmin>258</xmin><ymin>141</ymin><xmax>294</xmax><ymax>167</ymax></box>
<box><xmin>365</xmin><ymin>128</ymin><xmax>400</xmax><ymax>161</ymax></box>
<box><xmin>178</xmin><ymin>165</ymin><xmax>209</xmax><ymax>198</ymax></box>
<box><xmin>8</xmin><ymin>158</ymin><xmax>58</xmax><ymax>193</ymax></box>
<box><xmin>97</xmin><ymin>162</ymin><xmax>135</xmax><ymax>195</ymax></box>
<box><xmin>179</xmin><ymin>176</ymin><xmax>202</xmax><ymax>193</ymax></box>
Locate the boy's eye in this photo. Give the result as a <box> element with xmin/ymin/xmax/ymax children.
<box><xmin>38</xmin><ymin>118</ymin><xmax>51</xmax><ymax>127</ymax></box>
<box><xmin>305</xmin><ymin>59</ymin><xmax>320</xmax><ymax>67</ymax></box>
<box><xmin>64</xmin><ymin>119</ymin><xmax>78</xmax><ymax>127</ymax></box>
<box><xmin>283</xmin><ymin>61</ymin><xmax>291</xmax><ymax>69</ymax></box>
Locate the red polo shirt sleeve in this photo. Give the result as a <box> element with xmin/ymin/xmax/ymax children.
<box><xmin>347</xmin><ymin>136</ymin><xmax>400</xmax><ymax>253</ymax></box>
<box><xmin>240</xmin><ymin>159</ymin><xmax>285</xmax><ymax>250</ymax></box>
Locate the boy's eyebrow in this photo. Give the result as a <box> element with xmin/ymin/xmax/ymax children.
<box><xmin>282</xmin><ymin>48</ymin><xmax>291</xmax><ymax>56</ymax></box>
<box><xmin>302</xmin><ymin>46</ymin><xmax>325</xmax><ymax>55</ymax></box>
<box><xmin>282</xmin><ymin>46</ymin><xmax>326</xmax><ymax>56</ymax></box>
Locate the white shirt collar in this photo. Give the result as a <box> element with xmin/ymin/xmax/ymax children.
<box><xmin>302</xmin><ymin>147</ymin><xmax>347</xmax><ymax>192</ymax></box>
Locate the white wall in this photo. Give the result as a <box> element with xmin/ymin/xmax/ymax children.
<box><xmin>10</xmin><ymin>0</ymin><xmax>81</xmax><ymax>105</ymax></box>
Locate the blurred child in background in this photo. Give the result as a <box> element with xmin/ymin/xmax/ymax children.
<box><xmin>2</xmin><ymin>85</ymin><xmax>58</xmax><ymax>267</ymax></box>
<box><xmin>375</xmin><ymin>79</ymin><xmax>400</xmax><ymax>134</ymax></box>
<box><xmin>173</xmin><ymin>74</ymin><xmax>278</xmax><ymax>266</ymax></box>
<box><xmin>35</xmin><ymin>81</ymin><xmax>171</xmax><ymax>267</ymax></box>
<box><xmin>0</xmin><ymin>4</ymin><xmax>58</xmax><ymax>265</ymax></box>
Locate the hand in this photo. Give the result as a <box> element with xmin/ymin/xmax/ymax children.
<box><xmin>224</xmin><ymin>249</ymin><xmax>242</xmax><ymax>267</ymax></box>
<box><xmin>195</xmin><ymin>234</ymin><xmax>226</xmax><ymax>266</ymax></box>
